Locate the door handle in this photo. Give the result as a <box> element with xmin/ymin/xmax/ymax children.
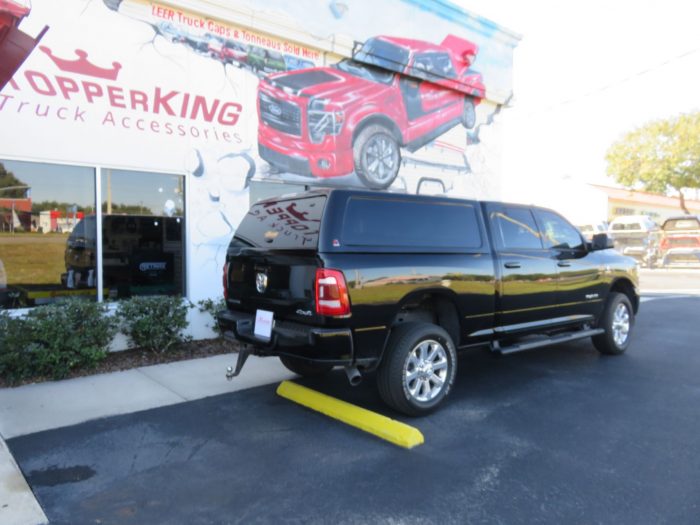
<box><xmin>557</xmin><ymin>261</ymin><xmax>571</xmax><ymax>267</ymax></box>
<box><xmin>504</xmin><ymin>262</ymin><xmax>521</xmax><ymax>269</ymax></box>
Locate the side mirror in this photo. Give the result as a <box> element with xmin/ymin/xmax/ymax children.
<box><xmin>591</xmin><ymin>233</ymin><xmax>614</xmax><ymax>251</ymax></box>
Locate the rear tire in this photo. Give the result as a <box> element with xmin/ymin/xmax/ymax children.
<box><xmin>377</xmin><ymin>323</ymin><xmax>457</xmax><ymax>416</ymax></box>
<box><xmin>462</xmin><ymin>97</ymin><xmax>477</xmax><ymax>129</ymax></box>
<box><xmin>279</xmin><ymin>356</ymin><xmax>333</xmax><ymax>377</ymax></box>
<box><xmin>592</xmin><ymin>292</ymin><xmax>634</xmax><ymax>355</ymax></box>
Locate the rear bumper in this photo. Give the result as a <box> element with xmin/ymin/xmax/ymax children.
<box><xmin>216</xmin><ymin>309</ymin><xmax>355</xmax><ymax>365</ymax></box>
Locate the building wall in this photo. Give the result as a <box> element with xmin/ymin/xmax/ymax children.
<box><xmin>589</xmin><ymin>185</ymin><xmax>700</xmax><ymax>223</ymax></box>
<box><xmin>0</xmin><ymin>0</ymin><xmax>518</xmax><ymax>335</ymax></box>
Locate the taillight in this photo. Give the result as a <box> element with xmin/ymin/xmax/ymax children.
<box><xmin>222</xmin><ymin>262</ymin><xmax>230</xmax><ymax>300</ymax></box>
<box><xmin>315</xmin><ymin>268</ymin><xmax>350</xmax><ymax>317</ymax></box>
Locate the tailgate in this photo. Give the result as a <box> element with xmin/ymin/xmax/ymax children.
<box><xmin>225</xmin><ymin>248</ymin><xmax>321</xmax><ymax>323</ymax></box>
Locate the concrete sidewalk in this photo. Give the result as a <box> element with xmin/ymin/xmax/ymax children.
<box><xmin>0</xmin><ymin>353</ymin><xmax>294</xmax><ymax>525</ymax></box>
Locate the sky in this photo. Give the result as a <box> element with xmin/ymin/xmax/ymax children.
<box><xmin>456</xmin><ymin>0</ymin><xmax>700</xmax><ymax>205</ymax></box>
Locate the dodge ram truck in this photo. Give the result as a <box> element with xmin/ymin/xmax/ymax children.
<box><xmin>217</xmin><ymin>189</ymin><xmax>639</xmax><ymax>415</ymax></box>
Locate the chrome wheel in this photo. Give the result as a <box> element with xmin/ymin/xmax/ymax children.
<box><xmin>612</xmin><ymin>302</ymin><xmax>630</xmax><ymax>346</ymax></box>
<box><xmin>363</xmin><ymin>135</ymin><xmax>398</xmax><ymax>185</ymax></box>
<box><xmin>403</xmin><ymin>339</ymin><xmax>449</xmax><ymax>403</ymax></box>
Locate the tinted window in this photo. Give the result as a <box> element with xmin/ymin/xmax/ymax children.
<box><xmin>101</xmin><ymin>169</ymin><xmax>185</xmax><ymax>299</ymax></box>
<box><xmin>536</xmin><ymin>210</ymin><xmax>584</xmax><ymax>250</ymax></box>
<box><xmin>490</xmin><ymin>207</ymin><xmax>542</xmax><ymax>250</ymax></box>
<box><xmin>335</xmin><ymin>59</ymin><xmax>394</xmax><ymax>85</ymax></box>
<box><xmin>354</xmin><ymin>38</ymin><xmax>410</xmax><ymax>71</ymax></box>
<box><xmin>235</xmin><ymin>195</ymin><xmax>325</xmax><ymax>249</ymax></box>
<box><xmin>611</xmin><ymin>222</ymin><xmax>642</xmax><ymax>231</ymax></box>
<box><xmin>342</xmin><ymin>197</ymin><xmax>481</xmax><ymax>249</ymax></box>
<box><xmin>411</xmin><ymin>52</ymin><xmax>456</xmax><ymax>81</ymax></box>
<box><xmin>663</xmin><ymin>218</ymin><xmax>700</xmax><ymax>231</ymax></box>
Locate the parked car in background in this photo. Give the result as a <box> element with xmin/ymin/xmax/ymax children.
<box><xmin>62</xmin><ymin>215</ymin><xmax>183</xmax><ymax>297</ymax></box>
<box><xmin>248</xmin><ymin>47</ymin><xmax>286</xmax><ymax>73</ymax></box>
<box><xmin>284</xmin><ymin>54</ymin><xmax>315</xmax><ymax>71</ymax></box>
<box><xmin>183</xmin><ymin>32</ymin><xmax>212</xmax><ymax>53</ymax></box>
<box><xmin>608</xmin><ymin>215</ymin><xmax>660</xmax><ymax>268</ymax></box>
<box><xmin>578</xmin><ymin>222</ymin><xmax>608</xmax><ymax>242</ymax></box>
<box><xmin>659</xmin><ymin>215</ymin><xmax>700</xmax><ymax>267</ymax></box>
<box><xmin>208</xmin><ymin>39</ymin><xmax>248</xmax><ymax>66</ymax></box>
<box><xmin>156</xmin><ymin>21</ymin><xmax>185</xmax><ymax>43</ymax></box>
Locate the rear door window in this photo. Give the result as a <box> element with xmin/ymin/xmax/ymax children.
<box><xmin>341</xmin><ymin>197</ymin><xmax>482</xmax><ymax>249</ymax></box>
<box><xmin>235</xmin><ymin>195</ymin><xmax>326</xmax><ymax>249</ymax></box>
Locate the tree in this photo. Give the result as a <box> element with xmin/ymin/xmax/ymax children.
<box><xmin>0</xmin><ymin>163</ymin><xmax>28</xmax><ymax>199</ymax></box>
<box><xmin>606</xmin><ymin>112</ymin><xmax>700</xmax><ymax>214</ymax></box>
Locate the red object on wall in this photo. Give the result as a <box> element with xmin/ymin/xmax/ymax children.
<box><xmin>0</xmin><ymin>2</ymin><xmax>48</xmax><ymax>91</ymax></box>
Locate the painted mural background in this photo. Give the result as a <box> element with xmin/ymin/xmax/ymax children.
<box><xmin>0</xmin><ymin>0</ymin><xmax>517</xmax><ymax>302</ymax></box>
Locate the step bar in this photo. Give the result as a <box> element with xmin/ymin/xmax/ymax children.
<box><xmin>491</xmin><ymin>328</ymin><xmax>605</xmax><ymax>355</ymax></box>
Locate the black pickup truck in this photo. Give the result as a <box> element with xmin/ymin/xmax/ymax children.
<box><xmin>217</xmin><ymin>189</ymin><xmax>639</xmax><ymax>415</ymax></box>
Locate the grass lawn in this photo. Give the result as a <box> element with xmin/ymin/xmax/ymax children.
<box><xmin>0</xmin><ymin>233</ymin><xmax>68</xmax><ymax>285</ymax></box>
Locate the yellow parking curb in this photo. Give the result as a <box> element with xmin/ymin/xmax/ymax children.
<box><xmin>276</xmin><ymin>380</ymin><xmax>424</xmax><ymax>449</ymax></box>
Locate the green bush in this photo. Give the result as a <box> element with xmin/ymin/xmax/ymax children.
<box><xmin>0</xmin><ymin>300</ymin><xmax>118</xmax><ymax>383</ymax></box>
<box><xmin>0</xmin><ymin>313</ymin><xmax>35</xmax><ymax>383</ymax></box>
<box><xmin>118</xmin><ymin>296</ymin><xmax>191</xmax><ymax>354</ymax></box>
<box><xmin>197</xmin><ymin>297</ymin><xmax>226</xmax><ymax>338</ymax></box>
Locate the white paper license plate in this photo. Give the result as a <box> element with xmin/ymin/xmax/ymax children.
<box><xmin>254</xmin><ymin>309</ymin><xmax>274</xmax><ymax>340</ymax></box>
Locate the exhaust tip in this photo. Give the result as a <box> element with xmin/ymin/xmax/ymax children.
<box><xmin>344</xmin><ymin>366</ymin><xmax>362</xmax><ymax>386</ymax></box>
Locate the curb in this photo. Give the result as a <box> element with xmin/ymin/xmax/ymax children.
<box><xmin>0</xmin><ymin>437</ymin><xmax>48</xmax><ymax>525</ymax></box>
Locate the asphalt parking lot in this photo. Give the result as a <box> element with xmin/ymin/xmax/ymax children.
<box><xmin>8</xmin><ymin>281</ymin><xmax>700</xmax><ymax>525</ymax></box>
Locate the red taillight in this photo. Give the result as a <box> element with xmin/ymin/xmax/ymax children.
<box><xmin>315</xmin><ymin>268</ymin><xmax>350</xmax><ymax>317</ymax></box>
<box><xmin>222</xmin><ymin>262</ymin><xmax>230</xmax><ymax>300</ymax></box>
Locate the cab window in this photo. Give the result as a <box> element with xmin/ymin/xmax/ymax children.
<box><xmin>536</xmin><ymin>210</ymin><xmax>584</xmax><ymax>250</ymax></box>
<box><xmin>490</xmin><ymin>207</ymin><xmax>543</xmax><ymax>250</ymax></box>
<box><xmin>411</xmin><ymin>52</ymin><xmax>456</xmax><ymax>81</ymax></box>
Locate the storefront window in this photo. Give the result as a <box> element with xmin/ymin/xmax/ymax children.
<box><xmin>101</xmin><ymin>169</ymin><xmax>184</xmax><ymax>299</ymax></box>
<box><xmin>0</xmin><ymin>160</ymin><xmax>96</xmax><ymax>309</ymax></box>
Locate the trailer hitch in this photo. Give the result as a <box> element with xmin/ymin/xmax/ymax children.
<box><xmin>226</xmin><ymin>346</ymin><xmax>250</xmax><ymax>380</ymax></box>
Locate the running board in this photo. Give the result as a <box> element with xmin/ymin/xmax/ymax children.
<box><xmin>491</xmin><ymin>328</ymin><xmax>605</xmax><ymax>355</ymax></box>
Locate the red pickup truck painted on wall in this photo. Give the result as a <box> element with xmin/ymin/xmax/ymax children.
<box><xmin>257</xmin><ymin>34</ymin><xmax>486</xmax><ymax>189</ymax></box>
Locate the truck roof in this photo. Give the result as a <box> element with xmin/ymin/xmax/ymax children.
<box><xmin>376</xmin><ymin>35</ymin><xmax>446</xmax><ymax>55</ymax></box>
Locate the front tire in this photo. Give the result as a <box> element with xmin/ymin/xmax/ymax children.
<box><xmin>279</xmin><ymin>356</ymin><xmax>333</xmax><ymax>377</ymax></box>
<box><xmin>353</xmin><ymin>124</ymin><xmax>401</xmax><ymax>190</ymax></box>
<box><xmin>377</xmin><ymin>323</ymin><xmax>457</xmax><ymax>416</ymax></box>
<box><xmin>592</xmin><ymin>292</ymin><xmax>634</xmax><ymax>355</ymax></box>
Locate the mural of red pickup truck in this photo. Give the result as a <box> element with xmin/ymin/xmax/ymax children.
<box><xmin>257</xmin><ymin>34</ymin><xmax>486</xmax><ymax>189</ymax></box>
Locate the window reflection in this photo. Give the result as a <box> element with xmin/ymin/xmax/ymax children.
<box><xmin>0</xmin><ymin>160</ymin><xmax>96</xmax><ymax>309</ymax></box>
<box><xmin>100</xmin><ymin>169</ymin><xmax>184</xmax><ymax>299</ymax></box>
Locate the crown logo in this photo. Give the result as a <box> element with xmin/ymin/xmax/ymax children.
<box><xmin>39</xmin><ymin>46</ymin><xmax>122</xmax><ymax>81</ymax></box>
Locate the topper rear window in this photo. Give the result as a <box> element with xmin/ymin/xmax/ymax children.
<box><xmin>235</xmin><ymin>195</ymin><xmax>325</xmax><ymax>249</ymax></box>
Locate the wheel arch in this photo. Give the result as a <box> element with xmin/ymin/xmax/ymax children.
<box><xmin>609</xmin><ymin>277</ymin><xmax>639</xmax><ymax>314</ymax></box>
<box><xmin>352</xmin><ymin>114</ymin><xmax>403</xmax><ymax>146</ymax></box>
<box><xmin>377</xmin><ymin>289</ymin><xmax>462</xmax><ymax>365</ymax></box>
